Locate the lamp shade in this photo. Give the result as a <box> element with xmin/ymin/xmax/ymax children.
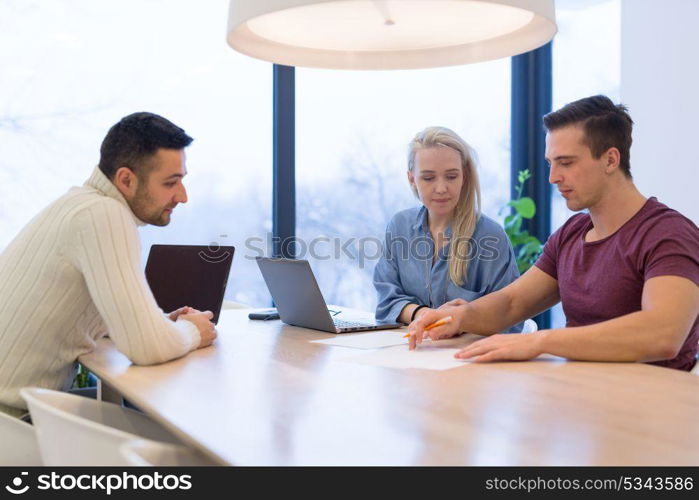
<box><xmin>226</xmin><ymin>0</ymin><xmax>557</xmax><ymax>70</ymax></box>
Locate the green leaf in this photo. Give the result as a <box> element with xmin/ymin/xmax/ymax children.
<box><xmin>504</xmin><ymin>215</ymin><xmax>522</xmax><ymax>240</ymax></box>
<box><xmin>73</xmin><ymin>363</ymin><xmax>90</xmax><ymax>389</ymax></box>
<box><xmin>510</xmin><ymin>197</ymin><xmax>536</xmax><ymax>219</ymax></box>
<box><xmin>517</xmin><ymin>240</ymin><xmax>543</xmax><ymax>261</ymax></box>
<box><xmin>510</xmin><ymin>234</ymin><xmax>530</xmax><ymax>246</ymax></box>
<box><xmin>504</xmin><ymin>213</ymin><xmax>521</xmax><ymax>230</ymax></box>
<box><xmin>517</xmin><ymin>260</ymin><xmax>531</xmax><ymax>274</ymax></box>
<box><xmin>520</xmin><ymin>235</ymin><xmax>541</xmax><ymax>247</ymax></box>
<box><xmin>518</xmin><ymin>169</ymin><xmax>531</xmax><ymax>185</ymax></box>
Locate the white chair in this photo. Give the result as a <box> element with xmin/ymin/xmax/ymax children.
<box><xmin>120</xmin><ymin>439</ymin><xmax>220</xmax><ymax>466</ymax></box>
<box><xmin>521</xmin><ymin>319</ymin><xmax>538</xmax><ymax>334</ymax></box>
<box><xmin>0</xmin><ymin>411</ymin><xmax>42</xmax><ymax>465</ymax></box>
<box><xmin>20</xmin><ymin>387</ymin><xmax>182</xmax><ymax>466</ymax></box>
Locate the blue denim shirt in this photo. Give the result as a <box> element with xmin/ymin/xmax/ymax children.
<box><xmin>373</xmin><ymin>206</ymin><xmax>522</xmax><ymax>332</ymax></box>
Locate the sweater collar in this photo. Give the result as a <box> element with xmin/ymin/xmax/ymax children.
<box><xmin>84</xmin><ymin>166</ymin><xmax>147</xmax><ymax>227</ymax></box>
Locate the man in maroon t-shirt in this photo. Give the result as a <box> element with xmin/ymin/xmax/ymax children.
<box><xmin>408</xmin><ymin>95</ymin><xmax>699</xmax><ymax>371</ymax></box>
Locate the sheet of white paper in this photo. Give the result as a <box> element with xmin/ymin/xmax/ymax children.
<box><xmin>339</xmin><ymin>337</ymin><xmax>473</xmax><ymax>371</ymax></box>
<box><xmin>310</xmin><ymin>330</ymin><xmax>408</xmax><ymax>349</ymax></box>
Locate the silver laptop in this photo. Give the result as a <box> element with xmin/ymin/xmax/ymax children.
<box><xmin>256</xmin><ymin>257</ymin><xmax>402</xmax><ymax>333</ymax></box>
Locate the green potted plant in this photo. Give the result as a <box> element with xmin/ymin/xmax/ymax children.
<box><xmin>502</xmin><ymin>169</ymin><xmax>544</xmax><ymax>273</ymax></box>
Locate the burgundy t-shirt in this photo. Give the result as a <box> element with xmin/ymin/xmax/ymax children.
<box><xmin>536</xmin><ymin>197</ymin><xmax>699</xmax><ymax>370</ymax></box>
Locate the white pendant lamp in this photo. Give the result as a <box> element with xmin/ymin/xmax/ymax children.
<box><xmin>226</xmin><ymin>0</ymin><xmax>557</xmax><ymax>70</ymax></box>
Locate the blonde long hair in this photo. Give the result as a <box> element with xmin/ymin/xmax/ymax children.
<box><xmin>408</xmin><ymin>126</ymin><xmax>482</xmax><ymax>286</ymax></box>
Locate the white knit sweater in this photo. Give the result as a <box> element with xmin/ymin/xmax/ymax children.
<box><xmin>0</xmin><ymin>167</ymin><xmax>200</xmax><ymax>417</ymax></box>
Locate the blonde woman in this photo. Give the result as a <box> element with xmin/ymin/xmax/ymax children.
<box><xmin>373</xmin><ymin>126</ymin><xmax>521</xmax><ymax>330</ymax></box>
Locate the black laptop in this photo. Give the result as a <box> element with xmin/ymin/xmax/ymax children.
<box><xmin>145</xmin><ymin>244</ymin><xmax>234</xmax><ymax>324</ymax></box>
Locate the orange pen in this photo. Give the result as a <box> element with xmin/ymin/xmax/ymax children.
<box><xmin>404</xmin><ymin>316</ymin><xmax>453</xmax><ymax>338</ymax></box>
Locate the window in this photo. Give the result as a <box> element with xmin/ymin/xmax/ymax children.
<box><xmin>0</xmin><ymin>0</ymin><xmax>272</xmax><ymax>306</ymax></box>
<box><xmin>1</xmin><ymin>1</ymin><xmax>622</xmax><ymax>316</ymax></box>
<box><xmin>550</xmin><ymin>0</ymin><xmax>621</xmax><ymax>327</ymax></box>
<box><xmin>296</xmin><ymin>62</ymin><xmax>511</xmax><ymax>311</ymax></box>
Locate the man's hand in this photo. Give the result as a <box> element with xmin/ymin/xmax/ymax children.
<box><xmin>454</xmin><ymin>332</ymin><xmax>545</xmax><ymax>362</ymax></box>
<box><xmin>168</xmin><ymin>306</ymin><xmax>199</xmax><ymax>321</ymax></box>
<box><xmin>180</xmin><ymin>310</ymin><xmax>217</xmax><ymax>348</ymax></box>
<box><xmin>439</xmin><ymin>298</ymin><xmax>468</xmax><ymax>309</ymax></box>
<box><xmin>408</xmin><ymin>299</ymin><xmax>468</xmax><ymax>350</ymax></box>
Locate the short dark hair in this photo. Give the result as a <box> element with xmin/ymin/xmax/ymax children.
<box><xmin>98</xmin><ymin>112</ymin><xmax>193</xmax><ymax>180</ymax></box>
<box><xmin>543</xmin><ymin>95</ymin><xmax>634</xmax><ymax>178</ymax></box>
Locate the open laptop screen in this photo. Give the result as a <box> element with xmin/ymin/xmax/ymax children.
<box><xmin>145</xmin><ymin>244</ymin><xmax>234</xmax><ymax>324</ymax></box>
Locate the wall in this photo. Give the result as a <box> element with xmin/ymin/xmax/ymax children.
<box><xmin>621</xmin><ymin>0</ymin><xmax>699</xmax><ymax>223</ymax></box>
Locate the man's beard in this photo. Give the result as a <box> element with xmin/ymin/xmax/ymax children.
<box><xmin>130</xmin><ymin>187</ymin><xmax>172</xmax><ymax>226</ymax></box>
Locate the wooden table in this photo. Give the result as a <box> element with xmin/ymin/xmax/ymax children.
<box><xmin>79</xmin><ymin>309</ymin><xmax>699</xmax><ymax>466</ymax></box>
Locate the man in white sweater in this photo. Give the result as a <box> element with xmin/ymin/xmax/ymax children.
<box><xmin>0</xmin><ymin>112</ymin><xmax>217</xmax><ymax>418</ymax></box>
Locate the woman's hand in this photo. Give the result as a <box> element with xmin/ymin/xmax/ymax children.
<box><xmin>413</xmin><ymin>306</ymin><xmax>435</xmax><ymax>321</ymax></box>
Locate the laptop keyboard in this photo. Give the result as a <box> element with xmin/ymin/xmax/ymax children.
<box><xmin>333</xmin><ymin>319</ymin><xmax>376</xmax><ymax>329</ymax></box>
